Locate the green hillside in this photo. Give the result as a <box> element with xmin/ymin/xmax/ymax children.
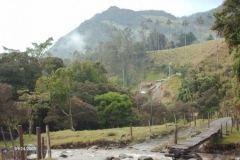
<box><xmin>146</xmin><ymin>38</ymin><xmax>232</xmax><ymax>105</ymax></box>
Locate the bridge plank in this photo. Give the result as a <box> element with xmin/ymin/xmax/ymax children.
<box><xmin>170</xmin><ymin>127</ymin><xmax>220</xmax><ymax>150</ymax></box>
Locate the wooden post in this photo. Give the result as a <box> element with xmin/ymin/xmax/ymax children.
<box><xmin>46</xmin><ymin>125</ymin><xmax>51</xmax><ymax>158</ymax></box>
<box><xmin>208</xmin><ymin>112</ymin><xmax>210</xmax><ymax>128</ymax></box>
<box><xmin>174</xmin><ymin>115</ymin><xmax>176</xmax><ymax>124</ymax></box>
<box><xmin>148</xmin><ymin>120</ymin><xmax>151</xmax><ymax>132</ymax></box>
<box><xmin>41</xmin><ymin>137</ymin><xmax>44</xmax><ymax>159</ymax></box>
<box><xmin>183</xmin><ymin>114</ymin><xmax>185</xmax><ymax>125</ymax></box>
<box><xmin>226</xmin><ymin>122</ymin><xmax>228</xmax><ymax>135</ymax></box>
<box><xmin>8</xmin><ymin>127</ymin><xmax>16</xmax><ymax>159</ymax></box>
<box><xmin>36</xmin><ymin>127</ymin><xmax>41</xmax><ymax>160</ymax></box>
<box><xmin>130</xmin><ymin>124</ymin><xmax>133</xmax><ymax>139</ymax></box>
<box><xmin>19</xmin><ymin>125</ymin><xmax>25</xmax><ymax>160</ymax></box>
<box><xmin>194</xmin><ymin>116</ymin><xmax>196</xmax><ymax>126</ymax></box>
<box><xmin>232</xmin><ymin>117</ymin><xmax>234</xmax><ymax>127</ymax></box>
<box><xmin>1</xmin><ymin>127</ymin><xmax>7</xmax><ymax>149</ymax></box>
<box><xmin>174</xmin><ymin>124</ymin><xmax>178</xmax><ymax>144</ymax></box>
<box><xmin>237</xmin><ymin>118</ymin><xmax>239</xmax><ymax>131</ymax></box>
<box><xmin>220</xmin><ymin>124</ymin><xmax>222</xmax><ymax>137</ymax></box>
<box><xmin>164</xmin><ymin>117</ymin><xmax>167</xmax><ymax>128</ymax></box>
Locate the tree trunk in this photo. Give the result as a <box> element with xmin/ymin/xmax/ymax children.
<box><xmin>29</xmin><ymin>119</ymin><xmax>32</xmax><ymax>137</ymax></box>
<box><xmin>69</xmin><ymin>95</ymin><xmax>75</xmax><ymax>131</ymax></box>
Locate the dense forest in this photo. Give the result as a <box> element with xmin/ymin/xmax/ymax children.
<box><xmin>1</xmin><ymin>0</ymin><xmax>240</xmax><ymax>136</ymax></box>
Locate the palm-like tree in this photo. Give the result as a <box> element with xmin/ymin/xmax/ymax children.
<box><xmin>196</xmin><ymin>16</ymin><xmax>204</xmax><ymax>55</ymax></box>
<box><xmin>140</xmin><ymin>21</ymin><xmax>148</xmax><ymax>52</ymax></box>
<box><xmin>166</xmin><ymin>19</ymin><xmax>172</xmax><ymax>77</ymax></box>
<box><xmin>182</xmin><ymin>19</ymin><xmax>189</xmax><ymax>54</ymax></box>
<box><xmin>154</xmin><ymin>20</ymin><xmax>160</xmax><ymax>51</ymax></box>
<box><xmin>166</xmin><ymin>19</ymin><xmax>172</xmax><ymax>50</ymax></box>
<box><xmin>207</xmin><ymin>13</ymin><xmax>219</xmax><ymax>69</ymax></box>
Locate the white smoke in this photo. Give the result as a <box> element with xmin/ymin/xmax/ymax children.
<box><xmin>52</xmin><ymin>30</ymin><xmax>86</xmax><ymax>59</ymax></box>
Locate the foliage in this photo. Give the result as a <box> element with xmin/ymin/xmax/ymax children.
<box><xmin>26</xmin><ymin>37</ymin><xmax>53</xmax><ymax>60</ymax></box>
<box><xmin>71</xmin><ymin>60</ymin><xmax>107</xmax><ymax>83</ymax></box>
<box><xmin>39</xmin><ymin>68</ymin><xmax>75</xmax><ymax>130</ymax></box>
<box><xmin>17</xmin><ymin>90</ymin><xmax>50</xmax><ymax>136</ymax></box>
<box><xmin>70</xmin><ymin>96</ymin><xmax>99</xmax><ymax>130</ymax></box>
<box><xmin>211</xmin><ymin>0</ymin><xmax>240</xmax><ymax>53</ymax></box>
<box><xmin>40</xmin><ymin>57</ymin><xmax>65</xmax><ymax>77</ymax></box>
<box><xmin>177</xmin><ymin>73</ymin><xmax>222</xmax><ymax>113</ymax></box>
<box><xmin>0</xmin><ymin>83</ymin><xmax>26</xmax><ymax>132</ymax></box>
<box><xmin>0</xmin><ymin>52</ymin><xmax>42</xmax><ymax>99</ymax></box>
<box><xmin>176</xmin><ymin>32</ymin><xmax>197</xmax><ymax>47</ymax></box>
<box><xmin>94</xmin><ymin>92</ymin><xmax>133</xmax><ymax>128</ymax></box>
<box><xmin>141</xmin><ymin>100</ymin><xmax>169</xmax><ymax>125</ymax></box>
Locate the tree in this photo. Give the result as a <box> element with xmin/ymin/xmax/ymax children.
<box><xmin>94</xmin><ymin>92</ymin><xmax>133</xmax><ymax>128</ymax></box>
<box><xmin>211</xmin><ymin>0</ymin><xmax>240</xmax><ymax>102</ymax></box>
<box><xmin>26</xmin><ymin>37</ymin><xmax>53</xmax><ymax>61</ymax></box>
<box><xmin>36</xmin><ymin>69</ymin><xmax>75</xmax><ymax>131</ymax></box>
<box><xmin>71</xmin><ymin>60</ymin><xmax>108</xmax><ymax>83</ymax></box>
<box><xmin>0</xmin><ymin>52</ymin><xmax>42</xmax><ymax>99</ymax></box>
<box><xmin>139</xmin><ymin>21</ymin><xmax>148</xmax><ymax>52</ymax></box>
<box><xmin>182</xmin><ymin>20</ymin><xmax>189</xmax><ymax>54</ymax></box>
<box><xmin>176</xmin><ymin>32</ymin><xmax>197</xmax><ymax>47</ymax></box>
<box><xmin>207</xmin><ymin>34</ymin><xmax>214</xmax><ymax>41</ymax></box>
<box><xmin>49</xmin><ymin>68</ymin><xmax>75</xmax><ymax>130</ymax></box>
<box><xmin>2</xmin><ymin>46</ymin><xmax>20</xmax><ymax>53</ymax></box>
<box><xmin>0</xmin><ymin>83</ymin><xmax>26</xmax><ymax>132</ymax></box>
<box><xmin>40</xmin><ymin>57</ymin><xmax>65</xmax><ymax>77</ymax></box>
<box><xmin>17</xmin><ymin>90</ymin><xmax>50</xmax><ymax>136</ymax></box>
<box><xmin>166</xmin><ymin>19</ymin><xmax>173</xmax><ymax>49</ymax></box>
<box><xmin>196</xmin><ymin>16</ymin><xmax>204</xmax><ymax>54</ymax></box>
<box><xmin>211</xmin><ymin>0</ymin><xmax>240</xmax><ymax>53</ymax></box>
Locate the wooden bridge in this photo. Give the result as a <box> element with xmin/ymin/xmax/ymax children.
<box><xmin>165</xmin><ymin>126</ymin><xmax>221</xmax><ymax>159</ymax></box>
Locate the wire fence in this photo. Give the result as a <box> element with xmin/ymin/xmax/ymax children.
<box><xmin>1</xmin><ymin>125</ymin><xmax>51</xmax><ymax>160</ymax></box>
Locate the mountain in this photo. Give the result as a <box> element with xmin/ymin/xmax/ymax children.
<box><xmin>49</xmin><ymin>5</ymin><xmax>223</xmax><ymax>59</ymax></box>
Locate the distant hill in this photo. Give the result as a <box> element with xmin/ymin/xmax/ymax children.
<box><xmin>49</xmin><ymin>5</ymin><xmax>223</xmax><ymax>59</ymax></box>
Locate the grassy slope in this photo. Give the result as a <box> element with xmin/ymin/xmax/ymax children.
<box><xmin>146</xmin><ymin>38</ymin><xmax>231</xmax><ymax>103</ymax></box>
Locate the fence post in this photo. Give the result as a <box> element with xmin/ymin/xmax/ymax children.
<box><xmin>8</xmin><ymin>127</ymin><xmax>16</xmax><ymax>159</ymax></box>
<box><xmin>208</xmin><ymin>112</ymin><xmax>210</xmax><ymax>128</ymax></box>
<box><xmin>237</xmin><ymin>118</ymin><xmax>239</xmax><ymax>131</ymax></box>
<box><xmin>183</xmin><ymin>114</ymin><xmax>185</xmax><ymax>125</ymax></box>
<box><xmin>220</xmin><ymin>124</ymin><xmax>222</xmax><ymax>137</ymax></box>
<box><xmin>19</xmin><ymin>125</ymin><xmax>25</xmax><ymax>160</ymax></box>
<box><xmin>164</xmin><ymin>117</ymin><xmax>167</xmax><ymax>128</ymax></box>
<box><xmin>41</xmin><ymin>137</ymin><xmax>44</xmax><ymax>159</ymax></box>
<box><xmin>36</xmin><ymin>127</ymin><xmax>41</xmax><ymax>160</ymax></box>
<box><xmin>226</xmin><ymin>122</ymin><xmax>228</xmax><ymax>135</ymax></box>
<box><xmin>130</xmin><ymin>124</ymin><xmax>133</xmax><ymax>139</ymax></box>
<box><xmin>194</xmin><ymin>116</ymin><xmax>196</xmax><ymax>126</ymax></box>
<box><xmin>46</xmin><ymin>125</ymin><xmax>51</xmax><ymax>158</ymax></box>
<box><xmin>174</xmin><ymin>124</ymin><xmax>178</xmax><ymax>144</ymax></box>
<box><xmin>1</xmin><ymin>127</ymin><xmax>7</xmax><ymax>149</ymax></box>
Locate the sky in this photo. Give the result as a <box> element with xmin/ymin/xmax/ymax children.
<box><xmin>0</xmin><ymin>0</ymin><xmax>224</xmax><ymax>53</ymax></box>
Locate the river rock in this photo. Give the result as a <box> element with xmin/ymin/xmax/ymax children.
<box><xmin>89</xmin><ymin>145</ymin><xmax>99</xmax><ymax>150</ymax></box>
<box><xmin>198</xmin><ymin>144</ymin><xmax>206</xmax><ymax>152</ymax></box>
<box><xmin>119</xmin><ymin>153</ymin><xmax>133</xmax><ymax>159</ymax></box>
<box><xmin>138</xmin><ymin>156</ymin><xmax>153</xmax><ymax>160</ymax></box>
<box><xmin>146</xmin><ymin>136</ymin><xmax>151</xmax><ymax>143</ymax></box>
<box><xmin>105</xmin><ymin>156</ymin><xmax>115</xmax><ymax>160</ymax></box>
